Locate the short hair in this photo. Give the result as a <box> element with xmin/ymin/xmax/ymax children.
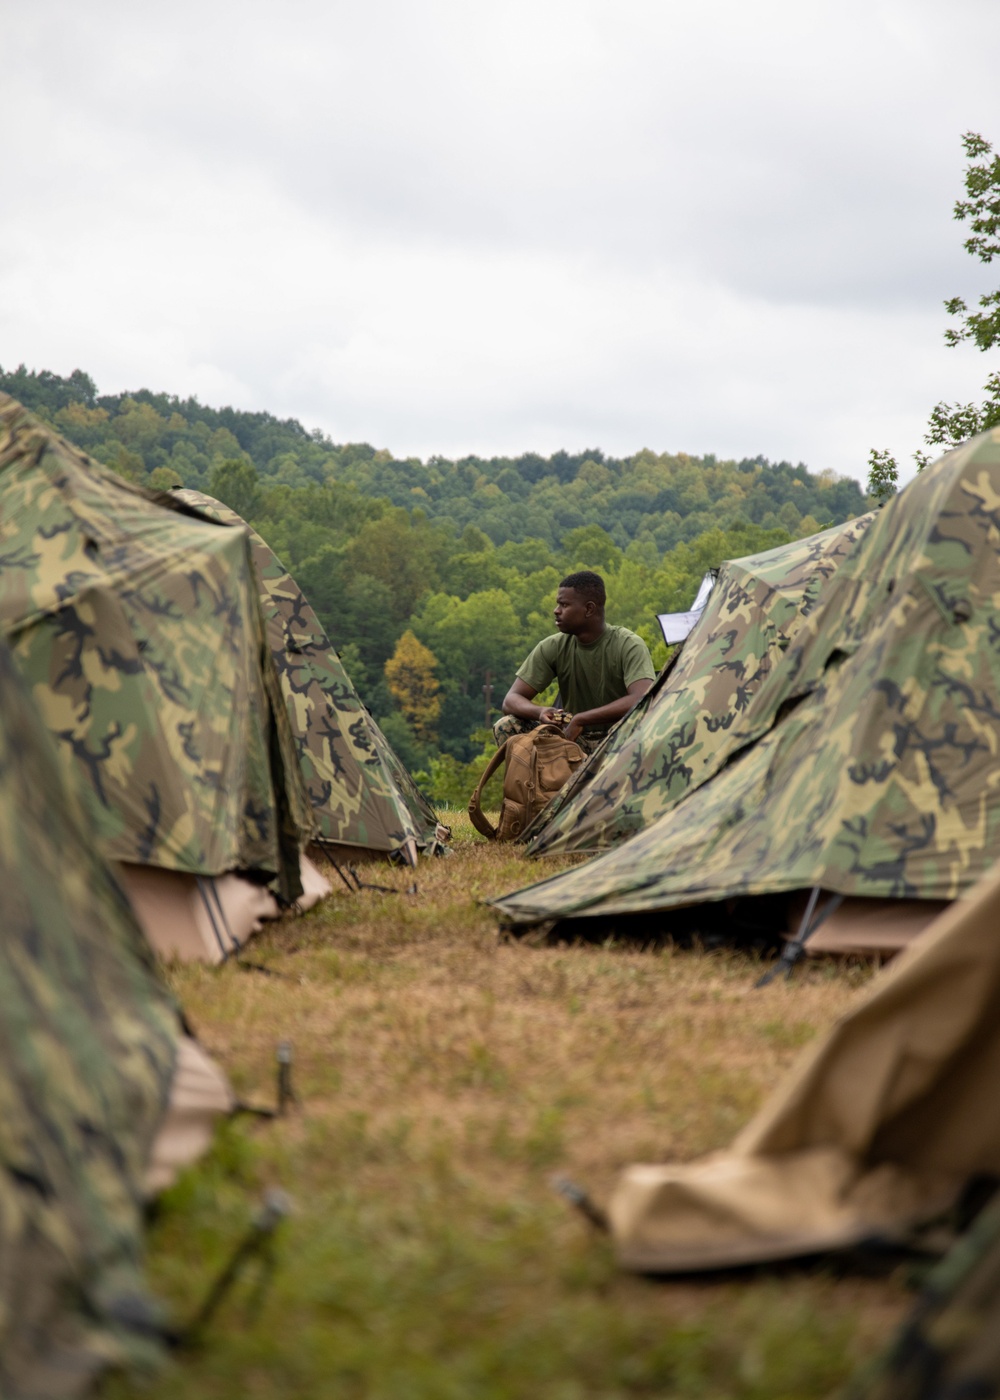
<box><xmin>559</xmin><ymin>570</ymin><xmax>606</xmax><ymax>607</ymax></box>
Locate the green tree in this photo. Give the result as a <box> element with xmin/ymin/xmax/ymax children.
<box><xmin>945</xmin><ymin>132</ymin><xmax>1000</xmax><ymax>353</ymax></box>
<box><xmin>868</xmin><ymin>132</ymin><xmax>1000</xmax><ymax>494</ymax></box>
<box><xmin>413</xmin><ymin>590</ymin><xmax>524</xmax><ymax>682</ymax></box>
<box><xmin>148</xmin><ymin>465</ymin><xmax>184</xmax><ymax>491</ymax></box>
<box><xmin>346</xmin><ymin>509</ymin><xmax>447</xmax><ymax>622</ymax></box>
<box><xmin>295</xmin><ymin>548</ymin><xmax>400</xmax><ymax>687</ymax></box>
<box><xmin>918</xmin><ymin>132</ymin><xmax>1000</xmax><ymax>461</ymax></box>
<box><xmin>777</xmin><ymin>501</ymin><xmax>801</xmax><ymax>532</ymax></box>
<box><xmin>440</xmin><ymin>547</ymin><xmax>510</xmax><ymax>599</ymax></box>
<box><xmin>53</xmin><ymin>402</ymin><xmax>109</xmax><ymax>447</ymax></box>
<box><xmin>922</xmin><ymin>373</ymin><xmax>1000</xmax><ymax>457</ymax></box>
<box><xmin>866</xmin><ymin>449</ymin><xmax>898</xmax><ymax>503</ymax></box>
<box><xmin>104</xmin><ymin>443</ymin><xmax>145</xmax><ymax>482</ymax></box>
<box><xmin>113</xmin><ymin>397</ymin><xmax>167</xmax><ymax>453</ymax></box>
<box><xmin>561</xmin><ymin>524</ymin><xmax>624</xmax><ymax>572</ymax></box>
<box><xmin>385</xmin><ymin>631</ymin><xmax>442</xmax><ymax>742</ymax></box>
<box><xmin>411</xmin><ymin>589</ymin><xmax>527</xmax><ymax>748</ymax></box>
<box><xmin>209</xmin><ymin>458</ymin><xmax>263</xmax><ymax>520</ymax></box>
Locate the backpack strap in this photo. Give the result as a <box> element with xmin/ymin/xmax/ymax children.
<box><xmin>467</xmin><ymin>742</ymin><xmax>510</xmax><ymax>840</ymax></box>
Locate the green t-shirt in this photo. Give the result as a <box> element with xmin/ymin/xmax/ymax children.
<box><xmin>516</xmin><ymin>626</ymin><xmax>655</xmax><ymax>719</ymax></box>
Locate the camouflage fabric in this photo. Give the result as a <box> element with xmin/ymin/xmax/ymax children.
<box><xmin>174</xmin><ymin>490</ymin><xmax>442</xmax><ymax>859</ymax></box>
<box><xmin>493</xmin><ymin>430</ymin><xmax>1000</xmax><ymax>931</ymax></box>
<box><xmin>0</xmin><ymin>636</ymin><xmax>183</xmax><ymax>1397</ymax></box>
<box><xmin>524</xmin><ymin>516</ymin><xmax>874</xmax><ymax>856</ymax></box>
<box><xmin>0</xmin><ymin>395</ymin><xmax>312</xmax><ymax>900</ymax></box>
<box><xmin>847</xmin><ymin>1192</ymin><xmax>1000</xmax><ymax>1399</ymax></box>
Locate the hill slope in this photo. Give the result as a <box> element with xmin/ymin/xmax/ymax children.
<box><xmin>0</xmin><ymin>364</ymin><xmax>869</xmax><ymax>771</ymax></box>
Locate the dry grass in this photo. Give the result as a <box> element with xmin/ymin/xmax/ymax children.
<box><xmin>106</xmin><ymin>815</ymin><xmax>910</xmax><ymax>1400</ymax></box>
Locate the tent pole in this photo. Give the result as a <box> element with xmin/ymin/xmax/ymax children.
<box><xmin>756</xmin><ymin>887</ymin><xmax>844</xmax><ymax>988</ymax></box>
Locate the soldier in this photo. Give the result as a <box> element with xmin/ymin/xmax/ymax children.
<box><xmin>495</xmin><ymin>571</ymin><xmax>655</xmax><ymax>754</ymax></box>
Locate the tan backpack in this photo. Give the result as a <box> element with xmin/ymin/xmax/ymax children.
<box><xmin>468</xmin><ymin>723</ymin><xmax>585</xmax><ymax>841</ymax></box>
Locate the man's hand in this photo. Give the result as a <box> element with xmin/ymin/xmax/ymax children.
<box><xmin>539</xmin><ymin>706</ymin><xmax>571</xmax><ymax>725</ymax></box>
<box><xmin>562</xmin><ymin>680</ymin><xmax>653</xmax><ymax>744</ymax></box>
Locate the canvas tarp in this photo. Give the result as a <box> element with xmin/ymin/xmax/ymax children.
<box><xmin>609</xmin><ymin>858</ymin><xmax>1000</xmax><ymax>1273</ymax></box>
<box><xmin>173</xmin><ymin>489</ymin><xmax>442</xmax><ymax>863</ymax></box>
<box><xmin>0</xmin><ymin>634</ymin><xmax>229</xmax><ymax>1396</ymax></box>
<box><xmin>145</xmin><ymin>1035</ymin><xmax>234</xmax><ymax>1196</ymax></box>
<box><xmin>495</xmin><ymin>430</ymin><xmax>1000</xmax><ymax>933</ymax></box>
<box><xmin>524</xmin><ymin>516</ymin><xmax>874</xmax><ymax>857</ymax></box>
<box><xmin>115</xmin><ymin>852</ymin><xmax>331</xmax><ymax>966</ymax></box>
<box><xmin>0</xmin><ymin>394</ymin><xmax>314</xmax><ymax>904</ymax></box>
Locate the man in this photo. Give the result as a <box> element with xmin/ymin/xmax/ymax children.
<box><xmin>495</xmin><ymin>570</ymin><xmax>655</xmax><ymax>754</ymax></box>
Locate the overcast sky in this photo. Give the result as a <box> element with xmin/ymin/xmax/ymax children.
<box><xmin>3</xmin><ymin>0</ymin><xmax>998</xmax><ymax>483</ymax></box>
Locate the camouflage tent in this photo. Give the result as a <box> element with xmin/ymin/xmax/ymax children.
<box><xmin>524</xmin><ymin>516</ymin><xmax>873</xmax><ymax>857</ymax></box>
<box><xmin>173</xmin><ymin>489</ymin><xmax>442</xmax><ymax>864</ymax></box>
<box><xmin>494</xmin><ymin>430</ymin><xmax>1000</xmax><ymax>936</ymax></box>
<box><xmin>0</xmin><ymin>394</ymin><xmax>313</xmax><ymax>908</ymax></box>
<box><xmin>849</xmin><ymin>1190</ymin><xmax>1000</xmax><ymax>1399</ymax></box>
<box><xmin>0</xmin><ymin>633</ymin><xmax>219</xmax><ymax>1395</ymax></box>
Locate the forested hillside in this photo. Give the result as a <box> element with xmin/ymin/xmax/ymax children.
<box><xmin>1</xmin><ymin>364</ymin><xmax>869</xmax><ymax>785</ymax></box>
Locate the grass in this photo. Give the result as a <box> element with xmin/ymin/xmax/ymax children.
<box><xmin>105</xmin><ymin>814</ymin><xmax>908</xmax><ymax>1399</ymax></box>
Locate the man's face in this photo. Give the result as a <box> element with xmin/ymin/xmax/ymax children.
<box><xmin>554</xmin><ymin>587</ymin><xmax>591</xmax><ymax>634</ymax></box>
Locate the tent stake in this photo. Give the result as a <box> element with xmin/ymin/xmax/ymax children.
<box><xmin>177</xmin><ymin>1190</ymin><xmax>291</xmax><ymax>1347</ymax></box>
<box><xmin>551</xmin><ymin>1175</ymin><xmax>609</xmax><ymax>1233</ymax></box>
<box><xmin>277</xmin><ymin>1039</ymin><xmax>296</xmax><ymax>1114</ymax></box>
<box><xmin>756</xmin><ymin>887</ymin><xmax>844</xmax><ymax>988</ymax></box>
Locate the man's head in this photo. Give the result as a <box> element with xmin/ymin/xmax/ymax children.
<box><xmin>554</xmin><ymin>570</ymin><xmax>606</xmax><ymax>635</ymax></box>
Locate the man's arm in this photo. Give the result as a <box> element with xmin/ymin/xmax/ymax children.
<box><xmin>564</xmin><ymin>678</ymin><xmax>653</xmax><ymax>742</ymax></box>
<box><xmin>502</xmin><ymin>677</ymin><xmax>566</xmax><ymax>725</ymax></box>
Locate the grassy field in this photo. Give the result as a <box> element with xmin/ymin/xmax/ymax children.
<box><xmin>106</xmin><ymin>815</ymin><xmax>910</xmax><ymax>1400</ymax></box>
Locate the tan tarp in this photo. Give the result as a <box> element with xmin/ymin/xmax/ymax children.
<box><xmin>297</xmin><ymin>851</ymin><xmax>333</xmax><ymax>911</ymax></box>
<box><xmin>610</xmin><ymin>861</ymin><xmax>1000</xmax><ymax>1272</ymax></box>
<box><xmin>118</xmin><ymin>853</ymin><xmax>330</xmax><ymax>964</ymax></box>
<box><xmin>116</xmin><ymin>865</ymin><xmax>280</xmax><ymax>964</ymax></box>
<box><xmin>146</xmin><ymin>1036</ymin><xmax>235</xmax><ymax>1196</ymax></box>
<box><xmin>782</xmin><ymin>892</ymin><xmax>948</xmax><ymax>958</ymax></box>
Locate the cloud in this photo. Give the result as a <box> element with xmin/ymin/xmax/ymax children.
<box><xmin>2</xmin><ymin>0</ymin><xmax>998</xmax><ymax>481</ymax></box>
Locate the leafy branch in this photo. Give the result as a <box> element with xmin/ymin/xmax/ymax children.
<box><xmin>867</xmin><ymin>132</ymin><xmax>1000</xmax><ymax>500</ymax></box>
